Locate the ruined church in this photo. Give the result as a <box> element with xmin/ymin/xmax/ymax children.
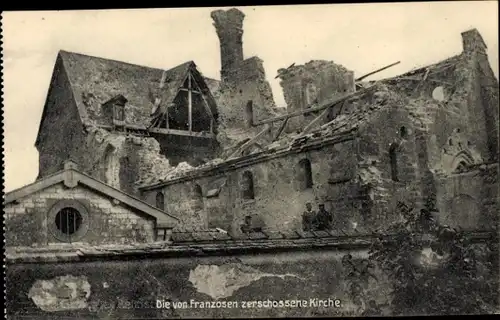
<box><xmin>5</xmin><ymin>7</ymin><xmax>499</xmax><ymax>318</ymax></box>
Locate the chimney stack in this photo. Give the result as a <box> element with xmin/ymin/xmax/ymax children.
<box><xmin>211</xmin><ymin>8</ymin><xmax>246</xmax><ymax>82</ymax></box>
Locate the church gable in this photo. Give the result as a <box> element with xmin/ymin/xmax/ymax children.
<box><xmin>151</xmin><ymin>64</ymin><xmax>217</xmax><ymax>134</ymax></box>
<box><xmin>5</xmin><ymin>162</ymin><xmax>178</xmax><ymax>248</ymax></box>
<box><xmin>5</xmin><ymin>182</ymin><xmax>156</xmax><ymax>247</ymax></box>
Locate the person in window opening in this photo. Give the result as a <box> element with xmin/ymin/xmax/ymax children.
<box><xmin>302</xmin><ymin>202</ymin><xmax>316</xmax><ymax>231</ymax></box>
<box><xmin>315</xmin><ymin>203</ymin><xmax>333</xmax><ymax>231</ymax></box>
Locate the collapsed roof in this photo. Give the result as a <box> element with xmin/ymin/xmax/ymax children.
<box><xmin>40</xmin><ymin>51</ymin><xmax>219</xmax><ymax>131</ymax></box>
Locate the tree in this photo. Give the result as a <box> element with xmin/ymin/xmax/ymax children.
<box><xmin>364</xmin><ymin>197</ymin><xmax>498</xmax><ymax>316</ymax></box>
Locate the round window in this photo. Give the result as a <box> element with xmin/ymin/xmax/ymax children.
<box><xmin>55</xmin><ymin>207</ymin><xmax>83</xmax><ymax>235</ymax></box>
<box><xmin>48</xmin><ymin>200</ymin><xmax>89</xmax><ymax>242</ymax></box>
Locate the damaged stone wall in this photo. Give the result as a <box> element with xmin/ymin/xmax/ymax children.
<box><xmin>352</xmin><ymin>28</ymin><xmax>500</xmax><ymax>230</ymax></box>
<box><xmin>143</xmin><ymin>178</ymin><xmax>208</xmax><ymax>230</ymax></box>
<box><xmin>277</xmin><ymin>60</ymin><xmax>355</xmax><ymax>132</ymax></box>
<box><xmin>4</xmin><ymin>182</ymin><xmax>156</xmax><ymax>247</ymax></box>
<box><xmin>435</xmin><ymin>164</ymin><xmax>498</xmax><ymax>231</ymax></box>
<box><xmin>143</xmin><ymin>139</ymin><xmax>376</xmax><ymax>235</ymax></box>
<box><xmin>356</xmin><ymin>105</ymin><xmax>422</xmax><ymax>229</ymax></box>
<box><xmin>214</xmin><ymin>58</ymin><xmax>278</xmax><ymax>128</ymax></box>
<box><xmin>6</xmin><ymin>249</ymin><xmax>393</xmax><ymax>318</ymax></box>
<box><xmin>74</xmin><ymin>126</ymin><xmax>172</xmax><ymax>196</ymax></box>
<box><xmin>211</xmin><ymin>8</ymin><xmax>278</xmax><ymax>131</ymax></box>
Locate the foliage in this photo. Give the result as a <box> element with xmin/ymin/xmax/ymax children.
<box><xmin>364</xmin><ymin>197</ymin><xmax>498</xmax><ymax>316</ymax></box>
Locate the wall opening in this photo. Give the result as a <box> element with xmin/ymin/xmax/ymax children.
<box><xmin>55</xmin><ymin>207</ymin><xmax>82</xmax><ymax>236</ymax></box>
<box><xmin>298</xmin><ymin>158</ymin><xmax>313</xmax><ymax>190</ymax></box>
<box><xmin>193</xmin><ymin>184</ymin><xmax>204</xmax><ymax>209</ymax></box>
<box><xmin>156</xmin><ymin>192</ymin><xmax>165</xmax><ymax>210</ymax></box>
<box><xmin>453</xmin><ymin>161</ymin><xmax>469</xmax><ymax>173</ymax></box>
<box><xmin>400</xmin><ymin>126</ymin><xmax>408</xmax><ymax>139</ymax></box>
<box><xmin>389</xmin><ymin>144</ymin><xmax>399</xmax><ymax>182</ymax></box>
<box><xmin>241</xmin><ymin>171</ymin><xmax>255</xmax><ymax>200</ymax></box>
<box><xmin>432</xmin><ymin>86</ymin><xmax>446</xmax><ymax>101</ymax></box>
<box><xmin>103</xmin><ymin>145</ymin><xmax>119</xmax><ymax>188</ymax></box>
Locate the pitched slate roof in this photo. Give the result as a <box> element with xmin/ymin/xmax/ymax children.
<box><xmin>4</xmin><ymin>161</ymin><xmax>179</xmax><ymax>228</ymax></box>
<box><xmin>57</xmin><ymin>50</ymin><xmax>218</xmax><ymax>127</ymax></box>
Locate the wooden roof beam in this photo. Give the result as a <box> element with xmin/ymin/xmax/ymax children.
<box><xmin>253</xmin><ymin>84</ymin><xmax>377</xmax><ymax>127</ymax></box>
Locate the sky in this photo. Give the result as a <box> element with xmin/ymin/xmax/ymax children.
<box><xmin>2</xmin><ymin>2</ymin><xmax>499</xmax><ymax>192</ymax></box>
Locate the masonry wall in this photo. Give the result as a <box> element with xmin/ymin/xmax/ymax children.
<box><xmin>214</xmin><ymin>57</ymin><xmax>277</xmax><ymax>129</ymax></box>
<box><xmin>6</xmin><ymin>248</ymin><xmax>392</xmax><ymax>319</ymax></box>
<box><xmin>143</xmin><ymin>139</ymin><xmax>367</xmax><ymax>234</ymax></box>
<box><xmin>4</xmin><ymin>183</ymin><xmax>156</xmax><ymax>247</ymax></box>
<box><xmin>435</xmin><ymin>164</ymin><xmax>499</xmax><ymax>231</ymax></box>
<box><xmin>278</xmin><ymin>60</ymin><xmax>355</xmax><ymax>132</ymax></box>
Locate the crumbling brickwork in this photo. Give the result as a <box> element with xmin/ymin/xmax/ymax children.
<box><xmin>435</xmin><ymin>164</ymin><xmax>499</xmax><ymax>231</ymax></box>
<box><xmin>142</xmin><ymin>138</ymin><xmax>380</xmax><ymax>235</ymax></box>
<box><xmin>4</xmin><ymin>183</ymin><xmax>156</xmax><ymax>247</ymax></box>
<box><xmin>32</xmin><ymin>7</ymin><xmax>498</xmax><ymax>247</ymax></box>
<box><xmin>211</xmin><ymin>8</ymin><xmax>278</xmax><ymax>129</ymax></box>
<box><xmin>277</xmin><ymin>60</ymin><xmax>355</xmax><ymax>132</ymax></box>
<box><xmin>140</xmin><ymin>26</ymin><xmax>499</xmax><ymax>236</ymax></box>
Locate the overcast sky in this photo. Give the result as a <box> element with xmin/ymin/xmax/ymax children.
<box><xmin>3</xmin><ymin>2</ymin><xmax>498</xmax><ymax>192</ymax></box>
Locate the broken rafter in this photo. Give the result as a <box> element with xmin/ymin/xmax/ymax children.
<box><xmin>190</xmin><ymin>74</ymin><xmax>216</xmax><ymax>132</ymax></box>
<box><xmin>355</xmin><ymin>61</ymin><xmax>401</xmax><ymax>82</ymax></box>
<box><xmin>148</xmin><ymin>127</ymin><xmax>215</xmax><ymax>139</ymax></box>
<box><xmin>253</xmin><ymin>84</ymin><xmax>377</xmax><ymax>127</ymax></box>
<box><xmin>386</xmin><ymin>76</ymin><xmax>453</xmax><ymax>86</ymax></box>
<box><xmin>226</xmin><ymin>125</ymin><xmax>271</xmax><ymax>159</ymax></box>
<box><xmin>272</xmin><ymin>118</ymin><xmax>289</xmax><ymax>142</ymax></box>
<box><xmin>299</xmin><ymin>106</ymin><xmax>332</xmax><ymax>136</ymax></box>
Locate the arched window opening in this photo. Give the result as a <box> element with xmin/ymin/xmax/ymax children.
<box><xmin>389</xmin><ymin>144</ymin><xmax>399</xmax><ymax>182</ymax></box>
<box><xmin>241</xmin><ymin>171</ymin><xmax>255</xmax><ymax>200</ymax></box>
<box><xmin>298</xmin><ymin>159</ymin><xmax>313</xmax><ymax>190</ymax></box>
<box><xmin>454</xmin><ymin>161</ymin><xmax>469</xmax><ymax>173</ymax></box>
<box><xmin>103</xmin><ymin>145</ymin><xmax>119</xmax><ymax>188</ymax></box>
<box><xmin>400</xmin><ymin>126</ymin><xmax>408</xmax><ymax>139</ymax></box>
<box><xmin>156</xmin><ymin>192</ymin><xmax>165</xmax><ymax>210</ymax></box>
<box><xmin>193</xmin><ymin>184</ymin><xmax>204</xmax><ymax>209</ymax></box>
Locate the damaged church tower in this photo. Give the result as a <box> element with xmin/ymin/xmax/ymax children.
<box><xmin>211</xmin><ymin>8</ymin><xmax>245</xmax><ymax>82</ymax></box>
<box><xmin>211</xmin><ymin>8</ymin><xmax>277</xmax><ymax>127</ymax></box>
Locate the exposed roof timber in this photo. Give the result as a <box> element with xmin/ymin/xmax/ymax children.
<box><xmin>253</xmin><ymin>84</ymin><xmax>378</xmax><ymax>126</ymax></box>
<box><xmin>298</xmin><ymin>105</ymin><xmax>331</xmax><ymax>137</ymax></box>
<box><xmin>226</xmin><ymin>125</ymin><xmax>271</xmax><ymax>160</ymax></box>
<box><xmin>384</xmin><ymin>76</ymin><xmax>453</xmax><ymax>86</ymax></box>
<box><xmin>141</xmin><ymin>131</ymin><xmax>357</xmax><ymax>190</ymax></box>
<box><xmin>272</xmin><ymin>118</ymin><xmax>289</xmax><ymax>142</ymax></box>
<box><xmin>148</xmin><ymin>127</ymin><xmax>216</xmax><ymax>139</ymax></box>
<box><xmin>355</xmin><ymin>61</ymin><xmax>401</xmax><ymax>82</ymax></box>
<box><xmin>190</xmin><ymin>73</ymin><xmax>216</xmax><ymax>123</ymax></box>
